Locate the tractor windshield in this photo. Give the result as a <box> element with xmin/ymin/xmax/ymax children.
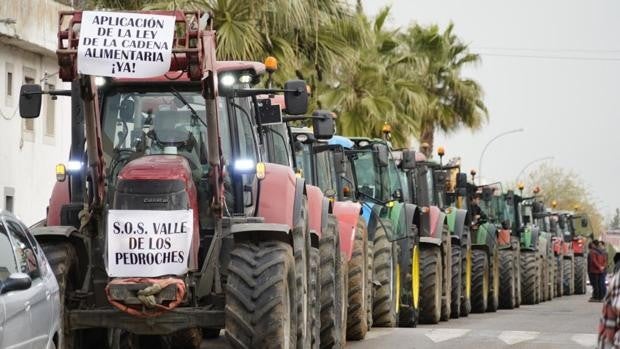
<box><xmin>294</xmin><ymin>142</ymin><xmax>313</xmax><ymax>180</ymax></box>
<box><xmin>353</xmin><ymin>150</ymin><xmax>379</xmax><ymax>200</ymax></box>
<box><xmin>101</xmin><ymin>88</ymin><xmax>208</xmax><ymax>180</ymax></box>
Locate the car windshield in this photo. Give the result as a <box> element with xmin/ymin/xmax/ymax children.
<box><xmin>101</xmin><ymin>89</ymin><xmax>207</xmax><ymax>179</ymax></box>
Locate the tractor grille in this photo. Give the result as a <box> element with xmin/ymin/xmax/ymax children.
<box><xmin>113</xmin><ymin>179</ymin><xmax>188</xmax><ymax>211</ymax></box>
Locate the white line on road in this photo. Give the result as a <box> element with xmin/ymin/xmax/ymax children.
<box><xmin>571</xmin><ymin>333</ymin><xmax>597</xmax><ymax>347</ymax></box>
<box><xmin>498</xmin><ymin>331</ymin><xmax>539</xmax><ymax>345</ymax></box>
<box><xmin>425</xmin><ymin>328</ymin><xmax>471</xmax><ymax>343</ymax></box>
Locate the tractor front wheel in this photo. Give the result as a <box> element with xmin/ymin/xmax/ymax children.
<box><xmin>225</xmin><ymin>241</ymin><xmax>297</xmax><ymax>349</ymax></box>
<box><xmin>499</xmin><ymin>249</ymin><xmax>516</xmax><ymax>309</ymax></box>
<box><xmin>574</xmin><ymin>256</ymin><xmax>587</xmax><ymax>295</ymax></box>
<box><xmin>471</xmin><ymin>249</ymin><xmax>489</xmax><ymax>313</ymax></box>
<box><xmin>346</xmin><ymin>219</ymin><xmax>369</xmax><ymax>340</ymax></box>
<box><xmin>372</xmin><ymin>220</ymin><xmax>399</xmax><ymax>327</ymax></box>
<box><xmin>520</xmin><ymin>252</ymin><xmax>538</xmax><ymax>305</ymax></box>
<box><xmin>419</xmin><ymin>245</ymin><xmax>443</xmax><ymax>324</ymax></box>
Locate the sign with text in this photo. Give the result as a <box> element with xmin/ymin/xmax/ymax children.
<box><xmin>107</xmin><ymin>209</ymin><xmax>193</xmax><ymax>277</ymax></box>
<box><xmin>77</xmin><ymin>11</ymin><xmax>175</xmax><ymax>78</ymax></box>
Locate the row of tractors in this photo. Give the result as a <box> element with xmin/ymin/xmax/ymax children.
<box><xmin>17</xmin><ymin>10</ymin><xmax>593</xmax><ymax>349</ymax></box>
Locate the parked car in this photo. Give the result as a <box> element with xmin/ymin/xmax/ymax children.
<box><xmin>0</xmin><ymin>210</ymin><xmax>60</xmax><ymax>349</ymax></box>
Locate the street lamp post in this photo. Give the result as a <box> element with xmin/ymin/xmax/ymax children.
<box><xmin>477</xmin><ymin>128</ymin><xmax>524</xmax><ymax>184</ymax></box>
<box><xmin>515</xmin><ymin>156</ymin><xmax>555</xmax><ymax>184</ymax></box>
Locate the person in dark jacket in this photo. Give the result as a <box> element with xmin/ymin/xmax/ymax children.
<box><xmin>600</xmin><ymin>241</ymin><xmax>609</xmax><ymax>299</ymax></box>
<box><xmin>590</xmin><ymin>241</ymin><xmax>608</xmax><ymax>301</ymax></box>
<box><xmin>590</xmin><ymin>241</ymin><xmax>600</xmax><ymax>301</ymax></box>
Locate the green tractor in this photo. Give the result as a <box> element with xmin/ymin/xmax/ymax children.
<box><xmin>531</xmin><ymin>200</ymin><xmax>557</xmax><ymax>301</ymax></box>
<box><xmin>468</xmin><ymin>184</ymin><xmax>501</xmax><ymax>313</ymax></box>
<box><xmin>478</xmin><ymin>187</ymin><xmax>521</xmax><ymax>309</ymax></box>
<box><xmin>396</xmin><ymin>149</ymin><xmax>459</xmax><ymax>323</ymax></box>
<box><xmin>347</xmin><ymin>138</ymin><xmax>418</xmax><ymax>327</ymax></box>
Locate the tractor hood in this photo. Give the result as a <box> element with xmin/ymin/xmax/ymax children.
<box><xmin>118</xmin><ymin>155</ymin><xmax>193</xmax><ymax>185</ymax></box>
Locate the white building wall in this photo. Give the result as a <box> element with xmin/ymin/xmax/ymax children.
<box><xmin>0</xmin><ymin>0</ymin><xmax>73</xmax><ymax>224</ymax></box>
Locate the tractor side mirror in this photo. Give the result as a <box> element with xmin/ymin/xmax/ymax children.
<box><xmin>0</xmin><ymin>273</ymin><xmax>32</xmax><ymax>294</ymax></box>
<box><xmin>434</xmin><ymin>170</ymin><xmax>448</xmax><ymax>189</ymax></box>
<box><xmin>373</xmin><ymin>143</ymin><xmax>389</xmax><ymax>168</ymax></box>
<box><xmin>401</xmin><ymin>149</ymin><xmax>416</xmax><ymax>170</ymax></box>
<box><xmin>19</xmin><ymin>84</ymin><xmax>43</xmax><ymax>118</ymax></box>
<box><xmin>311</xmin><ymin>110</ymin><xmax>335</xmax><ymax>140</ymax></box>
<box><xmin>581</xmin><ymin>218</ymin><xmax>589</xmax><ymax>228</ymax></box>
<box><xmin>283</xmin><ymin>80</ymin><xmax>308</xmax><ymax>115</ymax></box>
<box><xmin>257</xmin><ymin>98</ymin><xmax>283</xmax><ymax>125</ymax></box>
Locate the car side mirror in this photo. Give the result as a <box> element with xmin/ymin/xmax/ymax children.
<box><xmin>283</xmin><ymin>80</ymin><xmax>308</xmax><ymax>115</ymax></box>
<box><xmin>311</xmin><ymin>110</ymin><xmax>335</xmax><ymax>140</ymax></box>
<box><xmin>0</xmin><ymin>273</ymin><xmax>32</xmax><ymax>294</ymax></box>
<box><xmin>401</xmin><ymin>149</ymin><xmax>416</xmax><ymax>170</ymax></box>
<box><xmin>20</xmin><ymin>84</ymin><xmax>43</xmax><ymax>118</ymax></box>
<box><xmin>373</xmin><ymin>143</ymin><xmax>389</xmax><ymax>167</ymax></box>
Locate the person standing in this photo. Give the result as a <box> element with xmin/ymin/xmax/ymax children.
<box><xmin>600</xmin><ymin>241</ymin><xmax>609</xmax><ymax>300</ymax></box>
<box><xmin>599</xmin><ymin>271</ymin><xmax>620</xmax><ymax>348</ymax></box>
<box><xmin>591</xmin><ymin>241</ymin><xmax>607</xmax><ymax>302</ymax></box>
<box><xmin>590</xmin><ymin>242</ymin><xmax>601</xmax><ymax>301</ymax></box>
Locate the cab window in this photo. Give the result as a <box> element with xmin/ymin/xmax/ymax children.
<box><xmin>5</xmin><ymin>220</ymin><xmax>40</xmax><ymax>280</ymax></box>
<box><xmin>0</xmin><ymin>222</ymin><xmax>18</xmax><ymax>282</ymax></box>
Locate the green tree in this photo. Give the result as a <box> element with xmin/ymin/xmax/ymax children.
<box><xmin>400</xmin><ymin>23</ymin><xmax>488</xmax><ymax>157</ymax></box>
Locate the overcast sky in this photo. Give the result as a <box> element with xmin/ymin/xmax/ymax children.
<box><xmin>363</xmin><ymin>0</ymin><xmax>620</xmax><ymax>221</ymax></box>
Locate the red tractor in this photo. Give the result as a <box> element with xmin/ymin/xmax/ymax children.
<box><xmin>20</xmin><ymin>11</ymin><xmax>320</xmax><ymax>349</ymax></box>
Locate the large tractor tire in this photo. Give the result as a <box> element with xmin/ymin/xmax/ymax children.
<box><xmin>541</xmin><ymin>257</ymin><xmax>549</xmax><ymax>302</ymax></box>
<box><xmin>520</xmin><ymin>252</ymin><xmax>538</xmax><ymax>305</ymax></box>
<box><xmin>346</xmin><ymin>219</ymin><xmax>369</xmax><ymax>340</ymax></box>
<box><xmin>440</xmin><ymin>231</ymin><xmax>452</xmax><ymax>322</ymax></box>
<box><xmin>487</xmin><ymin>249</ymin><xmax>499</xmax><ymax>312</ymax></box>
<box><xmin>563</xmin><ymin>257</ymin><xmax>575</xmax><ymax>296</ymax></box>
<box><xmin>398</xmin><ymin>232</ymin><xmax>419</xmax><ymax>328</ymax></box>
<box><xmin>319</xmin><ymin>216</ymin><xmax>346</xmax><ymax>349</ymax></box>
<box><xmin>226</xmin><ymin>241</ymin><xmax>297</xmax><ymax>349</ymax></box>
<box><xmin>556</xmin><ymin>257</ymin><xmax>564</xmax><ymax>297</ymax></box>
<box><xmin>310</xmin><ymin>247</ymin><xmax>321</xmax><ymax>349</ymax></box>
<box><xmin>419</xmin><ymin>245</ymin><xmax>442</xmax><ymax>324</ymax></box>
<box><xmin>366</xmin><ymin>239</ymin><xmax>374</xmax><ymax>331</ymax></box>
<box><xmin>514</xmin><ymin>249</ymin><xmax>522</xmax><ymax>308</ymax></box>
<box><xmin>293</xmin><ymin>199</ymin><xmax>311</xmax><ymax>348</ymax></box>
<box><xmin>499</xmin><ymin>250</ymin><xmax>516</xmax><ymax>309</ymax></box>
<box><xmin>470</xmin><ymin>249</ymin><xmax>489</xmax><ymax>313</ymax></box>
<box><xmin>450</xmin><ymin>244</ymin><xmax>462</xmax><ymax>319</ymax></box>
<box><xmin>42</xmin><ymin>241</ymin><xmax>106</xmax><ymax>349</ymax></box>
<box><xmin>574</xmin><ymin>255</ymin><xmax>587</xmax><ymax>295</ymax></box>
<box><xmin>372</xmin><ymin>220</ymin><xmax>399</xmax><ymax>327</ymax></box>
<box><xmin>460</xmin><ymin>245</ymin><xmax>472</xmax><ymax>317</ymax></box>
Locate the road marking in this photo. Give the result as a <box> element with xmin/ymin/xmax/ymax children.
<box><xmin>364</xmin><ymin>328</ymin><xmax>396</xmax><ymax>340</ymax></box>
<box><xmin>498</xmin><ymin>331</ymin><xmax>539</xmax><ymax>345</ymax></box>
<box><xmin>425</xmin><ymin>328</ymin><xmax>471</xmax><ymax>343</ymax></box>
<box><xmin>571</xmin><ymin>333</ymin><xmax>597</xmax><ymax>347</ymax></box>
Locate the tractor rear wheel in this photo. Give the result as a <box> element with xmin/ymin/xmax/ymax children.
<box><xmin>574</xmin><ymin>256</ymin><xmax>587</xmax><ymax>295</ymax></box>
<box><xmin>366</xmin><ymin>238</ymin><xmax>374</xmax><ymax>331</ymax></box>
<box><xmin>440</xmin><ymin>230</ymin><xmax>452</xmax><ymax>321</ymax></box>
<box><xmin>450</xmin><ymin>244</ymin><xmax>462</xmax><ymax>319</ymax></box>
<box><xmin>319</xmin><ymin>216</ymin><xmax>346</xmax><ymax>349</ymax></box>
<box><xmin>541</xmin><ymin>257</ymin><xmax>549</xmax><ymax>302</ymax></box>
<box><xmin>419</xmin><ymin>245</ymin><xmax>442</xmax><ymax>324</ymax></box>
<box><xmin>460</xmin><ymin>244</ymin><xmax>472</xmax><ymax>317</ymax></box>
<box><xmin>499</xmin><ymin>250</ymin><xmax>516</xmax><ymax>309</ymax></box>
<box><xmin>487</xmin><ymin>249</ymin><xmax>499</xmax><ymax>312</ymax></box>
<box><xmin>372</xmin><ymin>220</ymin><xmax>399</xmax><ymax>327</ymax></box>
<box><xmin>225</xmin><ymin>241</ymin><xmax>297</xmax><ymax>349</ymax></box>
<box><xmin>42</xmin><ymin>241</ymin><xmax>106</xmax><ymax>349</ymax></box>
<box><xmin>514</xmin><ymin>249</ymin><xmax>522</xmax><ymax>308</ymax></box>
<box><xmin>556</xmin><ymin>257</ymin><xmax>564</xmax><ymax>297</ymax></box>
<box><xmin>293</xmin><ymin>199</ymin><xmax>311</xmax><ymax>348</ymax></box>
<box><xmin>310</xmin><ymin>247</ymin><xmax>321</xmax><ymax>349</ymax></box>
<box><xmin>520</xmin><ymin>252</ymin><xmax>538</xmax><ymax>304</ymax></box>
<box><xmin>471</xmin><ymin>249</ymin><xmax>489</xmax><ymax>313</ymax></box>
<box><xmin>563</xmin><ymin>257</ymin><xmax>575</xmax><ymax>295</ymax></box>
<box><xmin>398</xmin><ymin>228</ymin><xmax>419</xmax><ymax>327</ymax></box>
<box><xmin>346</xmin><ymin>219</ymin><xmax>369</xmax><ymax>340</ymax></box>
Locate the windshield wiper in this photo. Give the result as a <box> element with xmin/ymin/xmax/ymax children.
<box><xmin>170</xmin><ymin>88</ymin><xmax>208</xmax><ymax>129</ymax></box>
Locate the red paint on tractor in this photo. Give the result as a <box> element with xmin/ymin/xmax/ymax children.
<box><xmin>497</xmin><ymin>229</ymin><xmax>511</xmax><ymax>245</ymax></box>
<box><xmin>428</xmin><ymin>205</ymin><xmax>441</xmax><ymax>238</ymax></box>
<box><xmin>257</xmin><ymin>163</ymin><xmax>296</xmax><ymax>229</ymax></box>
<box><xmin>573</xmin><ymin>237</ymin><xmax>586</xmax><ymax>255</ymax></box>
<box><xmin>332</xmin><ymin>201</ymin><xmax>362</xmax><ymax>261</ymax></box>
<box><xmin>118</xmin><ymin>155</ymin><xmax>199</xmax><ymax>270</ymax></box>
<box><xmin>552</xmin><ymin>237</ymin><xmax>563</xmax><ymax>255</ymax></box>
<box><xmin>46</xmin><ymin>180</ymin><xmax>70</xmax><ymax>226</ymax></box>
<box><xmin>305</xmin><ymin>185</ymin><xmax>324</xmax><ymax>239</ymax></box>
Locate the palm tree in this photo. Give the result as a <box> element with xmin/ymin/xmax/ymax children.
<box><xmin>320</xmin><ymin>7</ymin><xmax>427</xmax><ymax>146</ymax></box>
<box><xmin>400</xmin><ymin>23</ymin><xmax>488</xmax><ymax>157</ymax></box>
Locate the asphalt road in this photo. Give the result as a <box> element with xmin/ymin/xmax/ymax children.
<box><xmin>202</xmin><ymin>292</ymin><xmax>601</xmax><ymax>348</ymax></box>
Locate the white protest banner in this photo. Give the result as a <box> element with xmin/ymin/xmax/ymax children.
<box><xmin>107</xmin><ymin>209</ymin><xmax>193</xmax><ymax>277</ymax></box>
<box><xmin>77</xmin><ymin>11</ymin><xmax>175</xmax><ymax>78</ymax></box>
